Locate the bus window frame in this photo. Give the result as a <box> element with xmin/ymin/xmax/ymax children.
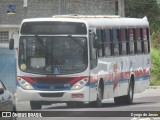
<box><xmin>89</xmin><ymin>31</ymin><xmax>98</xmax><ymax>69</ymax></box>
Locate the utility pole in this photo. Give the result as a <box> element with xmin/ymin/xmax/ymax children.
<box><xmin>118</xmin><ymin>0</ymin><xmax>125</xmax><ymax>17</ymax></box>
<box><xmin>59</xmin><ymin>0</ymin><xmax>66</xmax><ymax>15</ymax></box>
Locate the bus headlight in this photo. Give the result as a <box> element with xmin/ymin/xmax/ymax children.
<box><xmin>17</xmin><ymin>77</ymin><xmax>34</xmax><ymax>90</ymax></box>
<box><xmin>71</xmin><ymin>78</ymin><xmax>89</xmax><ymax>90</ymax></box>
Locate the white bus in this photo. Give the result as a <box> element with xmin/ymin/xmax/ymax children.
<box><xmin>9</xmin><ymin>15</ymin><xmax>150</xmax><ymax>109</ymax></box>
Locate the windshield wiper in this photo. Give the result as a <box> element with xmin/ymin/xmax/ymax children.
<box><xmin>35</xmin><ymin>35</ymin><xmax>50</xmax><ymax>54</ymax></box>
<box><xmin>35</xmin><ymin>35</ymin><xmax>44</xmax><ymax>49</ymax></box>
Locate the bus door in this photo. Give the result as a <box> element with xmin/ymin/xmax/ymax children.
<box><xmin>89</xmin><ymin>30</ymin><xmax>98</xmax><ymax>101</ymax></box>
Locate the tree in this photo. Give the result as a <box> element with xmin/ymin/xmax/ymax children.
<box><xmin>150</xmin><ymin>31</ymin><xmax>160</xmax><ymax>49</ymax></box>
<box><xmin>151</xmin><ymin>48</ymin><xmax>160</xmax><ymax>78</ymax></box>
<box><xmin>125</xmin><ymin>0</ymin><xmax>160</xmax><ymax>32</ymax></box>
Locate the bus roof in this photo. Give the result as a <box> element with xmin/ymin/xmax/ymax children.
<box><xmin>53</xmin><ymin>15</ymin><xmax>121</xmax><ymax>18</ymax></box>
<box><xmin>21</xmin><ymin>17</ymin><xmax>87</xmax><ymax>24</ymax></box>
<box><xmin>53</xmin><ymin>15</ymin><xmax>149</xmax><ymax>28</ymax></box>
<box><xmin>22</xmin><ymin>15</ymin><xmax>149</xmax><ymax>29</ymax></box>
<box><xmin>87</xmin><ymin>18</ymin><xmax>149</xmax><ymax>28</ymax></box>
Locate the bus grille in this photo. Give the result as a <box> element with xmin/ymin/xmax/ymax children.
<box><xmin>35</xmin><ymin>84</ymin><xmax>70</xmax><ymax>91</ymax></box>
<box><xmin>39</xmin><ymin>93</ymin><xmax>64</xmax><ymax>97</ymax></box>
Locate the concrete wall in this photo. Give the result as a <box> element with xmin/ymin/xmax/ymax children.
<box><xmin>0</xmin><ymin>0</ymin><xmax>124</xmax><ymax>25</ymax></box>
<box><xmin>65</xmin><ymin>0</ymin><xmax>115</xmax><ymax>15</ymax></box>
<box><xmin>0</xmin><ymin>0</ymin><xmax>59</xmax><ymax>25</ymax></box>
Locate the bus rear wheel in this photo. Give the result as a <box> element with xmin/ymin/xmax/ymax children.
<box><xmin>114</xmin><ymin>96</ymin><xmax>125</xmax><ymax>104</ymax></box>
<box><xmin>124</xmin><ymin>79</ymin><xmax>134</xmax><ymax>104</ymax></box>
<box><xmin>30</xmin><ymin>101</ymin><xmax>42</xmax><ymax>110</ymax></box>
<box><xmin>114</xmin><ymin>79</ymin><xmax>134</xmax><ymax>105</ymax></box>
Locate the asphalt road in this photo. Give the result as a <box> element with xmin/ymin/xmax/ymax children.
<box><xmin>15</xmin><ymin>88</ymin><xmax>160</xmax><ymax>120</ymax></box>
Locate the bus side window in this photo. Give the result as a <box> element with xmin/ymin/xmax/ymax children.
<box><xmin>120</xmin><ymin>29</ymin><xmax>127</xmax><ymax>55</ymax></box>
<box><xmin>90</xmin><ymin>32</ymin><xmax>97</xmax><ymax>69</ymax></box>
<box><xmin>104</xmin><ymin>29</ymin><xmax>112</xmax><ymax>57</ymax></box>
<box><xmin>129</xmin><ymin>28</ymin><xmax>134</xmax><ymax>54</ymax></box>
<box><xmin>113</xmin><ymin>29</ymin><xmax>119</xmax><ymax>56</ymax></box>
<box><xmin>133</xmin><ymin>29</ymin><xmax>137</xmax><ymax>54</ymax></box>
<box><xmin>96</xmin><ymin>29</ymin><xmax>103</xmax><ymax>57</ymax></box>
<box><xmin>101</xmin><ymin>30</ymin><xmax>106</xmax><ymax>57</ymax></box>
<box><xmin>143</xmin><ymin>28</ymin><xmax>149</xmax><ymax>54</ymax></box>
<box><xmin>125</xmin><ymin>29</ymin><xmax>130</xmax><ymax>55</ymax></box>
<box><xmin>140</xmin><ymin>28</ymin><xmax>144</xmax><ymax>54</ymax></box>
<box><xmin>117</xmin><ymin>29</ymin><xmax>122</xmax><ymax>55</ymax></box>
<box><xmin>136</xmin><ymin>28</ymin><xmax>142</xmax><ymax>54</ymax></box>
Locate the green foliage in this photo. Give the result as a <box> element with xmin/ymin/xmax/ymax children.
<box><xmin>150</xmin><ymin>78</ymin><xmax>160</xmax><ymax>86</ymax></box>
<box><xmin>151</xmin><ymin>48</ymin><xmax>160</xmax><ymax>80</ymax></box>
<box><xmin>150</xmin><ymin>24</ymin><xmax>160</xmax><ymax>86</ymax></box>
<box><xmin>151</xmin><ymin>31</ymin><xmax>160</xmax><ymax>49</ymax></box>
<box><xmin>125</xmin><ymin>0</ymin><xmax>160</xmax><ymax>32</ymax></box>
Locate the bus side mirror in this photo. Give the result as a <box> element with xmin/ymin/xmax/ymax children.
<box><xmin>9</xmin><ymin>38</ymin><xmax>14</xmax><ymax>50</ymax></box>
<box><xmin>93</xmin><ymin>36</ymin><xmax>99</xmax><ymax>48</ymax></box>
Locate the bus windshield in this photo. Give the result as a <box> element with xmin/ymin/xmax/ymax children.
<box><xmin>18</xmin><ymin>36</ymin><xmax>88</xmax><ymax>75</ymax></box>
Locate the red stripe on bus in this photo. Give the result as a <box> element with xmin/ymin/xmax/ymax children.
<box><xmin>18</xmin><ymin>76</ymin><xmax>88</xmax><ymax>84</ymax></box>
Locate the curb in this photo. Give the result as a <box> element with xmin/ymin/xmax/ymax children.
<box><xmin>149</xmin><ymin>86</ymin><xmax>160</xmax><ymax>89</ymax></box>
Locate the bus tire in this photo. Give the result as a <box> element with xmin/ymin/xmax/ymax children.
<box><xmin>114</xmin><ymin>96</ymin><xmax>125</xmax><ymax>105</ymax></box>
<box><xmin>90</xmin><ymin>85</ymin><xmax>103</xmax><ymax>107</ymax></box>
<box><xmin>66</xmin><ymin>102</ymin><xmax>83</xmax><ymax>108</ymax></box>
<box><xmin>114</xmin><ymin>78</ymin><xmax>134</xmax><ymax>105</ymax></box>
<box><xmin>97</xmin><ymin>85</ymin><xmax>103</xmax><ymax>107</ymax></box>
<box><xmin>124</xmin><ymin>78</ymin><xmax>134</xmax><ymax>104</ymax></box>
<box><xmin>30</xmin><ymin>101</ymin><xmax>42</xmax><ymax>110</ymax></box>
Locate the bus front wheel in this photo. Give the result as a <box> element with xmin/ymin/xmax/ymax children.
<box><xmin>90</xmin><ymin>86</ymin><xmax>103</xmax><ymax>107</ymax></box>
<box><xmin>66</xmin><ymin>102</ymin><xmax>83</xmax><ymax>108</ymax></box>
<box><xmin>124</xmin><ymin>79</ymin><xmax>134</xmax><ymax>104</ymax></box>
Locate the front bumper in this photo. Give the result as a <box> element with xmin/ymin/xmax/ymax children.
<box><xmin>17</xmin><ymin>86</ymin><xmax>90</xmax><ymax>102</ymax></box>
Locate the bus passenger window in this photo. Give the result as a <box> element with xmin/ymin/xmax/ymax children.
<box><xmin>133</xmin><ymin>29</ymin><xmax>137</xmax><ymax>54</ymax></box>
<box><xmin>113</xmin><ymin>29</ymin><xmax>119</xmax><ymax>56</ymax></box>
<box><xmin>120</xmin><ymin>29</ymin><xmax>127</xmax><ymax>55</ymax></box>
<box><xmin>129</xmin><ymin>28</ymin><xmax>134</xmax><ymax>54</ymax></box>
<box><xmin>143</xmin><ymin>28</ymin><xmax>149</xmax><ymax>54</ymax></box>
<box><xmin>140</xmin><ymin>28</ymin><xmax>144</xmax><ymax>53</ymax></box>
<box><xmin>125</xmin><ymin>29</ymin><xmax>130</xmax><ymax>54</ymax></box>
<box><xmin>136</xmin><ymin>28</ymin><xmax>142</xmax><ymax>54</ymax></box>
<box><xmin>105</xmin><ymin>29</ymin><xmax>111</xmax><ymax>56</ymax></box>
<box><xmin>90</xmin><ymin>32</ymin><xmax>97</xmax><ymax>69</ymax></box>
<box><xmin>96</xmin><ymin>29</ymin><xmax>103</xmax><ymax>57</ymax></box>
